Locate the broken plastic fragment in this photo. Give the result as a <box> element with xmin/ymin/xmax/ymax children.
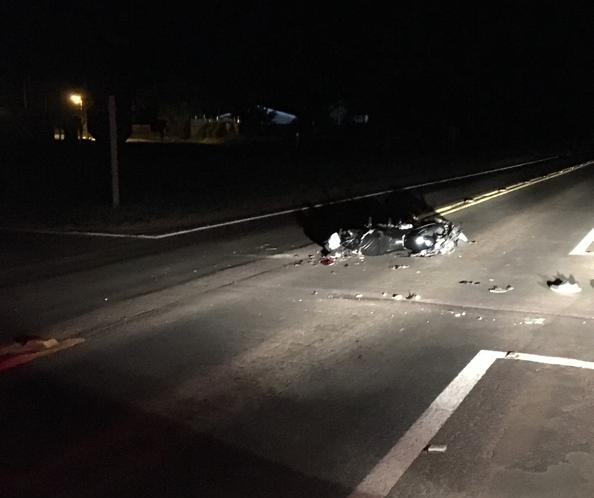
<box><xmin>425</xmin><ymin>444</ymin><xmax>447</xmax><ymax>453</ymax></box>
<box><xmin>392</xmin><ymin>264</ymin><xmax>410</xmax><ymax>270</ymax></box>
<box><xmin>320</xmin><ymin>257</ymin><xmax>336</xmax><ymax>266</ymax></box>
<box><xmin>392</xmin><ymin>293</ymin><xmax>403</xmax><ymax>300</ymax></box>
<box><xmin>549</xmin><ymin>280</ymin><xmax>582</xmax><ymax>295</ymax></box>
<box><xmin>489</xmin><ymin>284</ymin><xmax>514</xmax><ymax>294</ymax></box>
<box><xmin>327</xmin><ymin>232</ymin><xmax>342</xmax><ymax>251</ymax></box>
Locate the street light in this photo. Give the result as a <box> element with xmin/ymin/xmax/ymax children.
<box><xmin>69</xmin><ymin>93</ymin><xmax>83</xmax><ymax>107</ymax></box>
<box><xmin>68</xmin><ymin>93</ymin><xmax>88</xmax><ymax>139</ymax></box>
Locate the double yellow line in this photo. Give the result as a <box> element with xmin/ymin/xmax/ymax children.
<box><xmin>437</xmin><ymin>160</ymin><xmax>594</xmax><ymax>216</ymax></box>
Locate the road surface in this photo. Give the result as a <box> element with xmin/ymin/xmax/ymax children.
<box><xmin>1</xmin><ymin>155</ymin><xmax>594</xmax><ymax>498</ymax></box>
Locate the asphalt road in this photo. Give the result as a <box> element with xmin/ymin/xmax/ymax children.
<box><xmin>2</xmin><ymin>155</ymin><xmax>594</xmax><ymax>498</ymax></box>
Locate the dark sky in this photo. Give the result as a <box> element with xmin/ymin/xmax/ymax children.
<box><xmin>3</xmin><ymin>1</ymin><xmax>594</xmax><ymax>119</ymax></box>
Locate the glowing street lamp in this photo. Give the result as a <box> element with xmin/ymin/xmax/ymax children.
<box><xmin>69</xmin><ymin>93</ymin><xmax>83</xmax><ymax>107</ymax></box>
<box><xmin>68</xmin><ymin>92</ymin><xmax>89</xmax><ymax>139</ymax></box>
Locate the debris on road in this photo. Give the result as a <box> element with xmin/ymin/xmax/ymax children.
<box><xmin>392</xmin><ymin>264</ymin><xmax>410</xmax><ymax>270</ymax></box>
<box><xmin>355</xmin><ymin>293</ymin><xmax>363</xmax><ymax>299</ymax></box>
<box><xmin>489</xmin><ymin>284</ymin><xmax>514</xmax><ymax>294</ymax></box>
<box><xmin>459</xmin><ymin>280</ymin><xmax>480</xmax><ymax>285</ymax></box>
<box><xmin>523</xmin><ymin>317</ymin><xmax>545</xmax><ymax>325</ymax></box>
<box><xmin>406</xmin><ymin>292</ymin><xmax>421</xmax><ymax>301</ymax></box>
<box><xmin>320</xmin><ymin>257</ymin><xmax>336</xmax><ymax>266</ymax></box>
<box><xmin>392</xmin><ymin>293</ymin><xmax>403</xmax><ymax>300</ymax></box>
<box><xmin>548</xmin><ymin>279</ymin><xmax>582</xmax><ymax>295</ymax></box>
<box><xmin>322</xmin><ymin>215</ymin><xmax>468</xmax><ymax>260</ymax></box>
<box><xmin>425</xmin><ymin>444</ymin><xmax>448</xmax><ymax>453</ymax></box>
<box><xmin>0</xmin><ymin>336</ymin><xmax>85</xmax><ymax>372</ymax></box>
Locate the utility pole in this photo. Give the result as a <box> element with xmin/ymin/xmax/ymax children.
<box><xmin>108</xmin><ymin>95</ymin><xmax>120</xmax><ymax>208</ymax></box>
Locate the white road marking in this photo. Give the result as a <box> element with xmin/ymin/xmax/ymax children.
<box><xmin>349</xmin><ymin>349</ymin><xmax>594</xmax><ymax>498</ymax></box>
<box><xmin>569</xmin><ymin>227</ymin><xmax>594</xmax><ymax>256</ymax></box>
<box><xmin>0</xmin><ymin>227</ymin><xmax>156</xmax><ymax>239</ymax></box>
<box><xmin>0</xmin><ymin>156</ymin><xmax>563</xmax><ymax>240</ymax></box>
<box><xmin>506</xmin><ymin>351</ymin><xmax>594</xmax><ymax>370</ymax></box>
<box><xmin>347</xmin><ymin>350</ymin><xmax>506</xmax><ymax>498</ymax></box>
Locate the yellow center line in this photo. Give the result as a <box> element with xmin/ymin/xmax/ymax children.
<box><xmin>437</xmin><ymin>161</ymin><xmax>594</xmax><ymax>216</ymax></box>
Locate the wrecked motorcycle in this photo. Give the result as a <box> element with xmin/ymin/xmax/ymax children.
<box><xmin>324</xmin><ymin>216</ymin><xmax>468</xmax><ymax>257</ymax></box>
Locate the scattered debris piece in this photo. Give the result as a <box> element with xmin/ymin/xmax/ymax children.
<box><xmin>489</xmin><ymin>284</ymin><xmax>514</xmax><ymax>294</ymax></box>
<box><xmin>459</xmin><ymin>280</ymin><xmax>480</xmax><ymax>285</ymax></box>
<box><xmin>382</xmin><ymin>292</ymin><xmax>388</xmax><ymax>297</ymax></box>
<box><xmin>312</xmin><ymin>290</ymin><xmax>319</xmax><ymax>295</ymax></box>
<box><xmin>392</xmin><ymin>293</ymin><xmax>404</xmax><ymax>300</ymax></box>
<box><xmin>355</xmin><ymin>293</ymin><xmax>363</xmax><ymax>299</ymax></box>
<box><xmin>477</xmin><ymin>316</ymin><xmax>483</xmax><ymax>320</ymax></box>
<box><xmin>320</xmin><ymin>256</ymin><xmax>335</xmax><ymax>266</ymax></box>
<box><xmin>406</xmin><ymin>293</ymin><xmax>421</xmax><ymax>301</ymax></box>
<box><xmin>425</xmin><ymin>444</ymin><xmax>447</xmax><ymax>453</ymax></box>
<box><xmin>506</xmin><ymin>351</ymin><xmax>520</xmax><ymax>359</ymax></box>
<box><xmin>548</xmin><ymin>279</ymin><xmax>582</xmax><ymax>295</ymax></box>
<box><xmin>392</xmin><ymin>264</ymin><xmax>410</xmax><ymax>270</ymax></box>
<box><xmin>327</xmin><ymin>232</ymin><xmax>342</xmax><ymax>251</ymax></box>
<box><xmin>15</xmin><ymin>337</ymin><xmax>59</xmax><ymax>351</ymax></box>
<box><xmin>523</xmin><ymin>317</ymin><xmax>545</xmax><ymax>325</ymax></box>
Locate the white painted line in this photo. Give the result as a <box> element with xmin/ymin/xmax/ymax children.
<box><xmin>141</xmin><ymin>156</ymin><xmax>561</xmax><ymax>239</ymax></box>
<box><xmin>0</xmin><ymin>156</ymin><xmax>563</xmax><ymax>240</ymax></box>
<box><xmin>0</xmin><ymin>226</ymin><xmax>155</xmax><ymax>239</ymax></box>
<box><xmin>349</xmin><ymin>348</ymin><xmax>594</xmax><ymax>498</ymax></box>
<box><xmin>506</xmin><ymin>351</ymin><xmax>594</xmax><ymax>370</ymax></box>
<box><xmin>569</xmin><ymin>227</ymin><xmax>594</xmax><ymax>256</ymax></box>
<box><xmin>347</xmin><ymin>350</ymin><xmax>506</xmax><ymax>498</ymax></box>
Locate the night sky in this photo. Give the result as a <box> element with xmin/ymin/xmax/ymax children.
<box><xmin>3</xmin><ymin>2</ymin><xmax>594</xmax><ymax>133</ymax></box>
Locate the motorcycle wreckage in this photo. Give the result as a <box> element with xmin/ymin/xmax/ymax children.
<box><xmin>323</xmin><ymin>215</ymin><xmax>468</xmax><ymax>258</ymax></box>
